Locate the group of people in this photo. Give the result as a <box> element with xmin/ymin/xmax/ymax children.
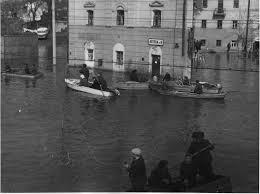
<box><xmin>78</xmin><ymin>64</ymin><xmax>107</xmax><ymax>91</ymax></box>
<box><xmin>24</xmin><ymin>64</ymin><xmax>38</xmax><ymax>75</ymax></box>
<box><xmin>124</xmin><ymin>131</ymin><xmax>215</xmax><ymax>192</ymax></box>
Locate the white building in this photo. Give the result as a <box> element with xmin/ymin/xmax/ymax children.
<box><xmin>194</xmin><ymin>0</ymin><xmax>259</xmax><ymax>52</ymax></box>
<box><xmin>68</xmin><ymin>0</ymin><xmax>193</xmax><ymax>78</ymax></box>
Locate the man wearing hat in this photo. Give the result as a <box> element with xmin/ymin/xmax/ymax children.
<box><xmin>124</xmin><ymin>148</ymin><xmax>147</xmax><ymax>191</ymax></box>
<box><xmin>186</xmin><ymin>131</ymin><xmax>215</xmax><ymax>182</ymax></box>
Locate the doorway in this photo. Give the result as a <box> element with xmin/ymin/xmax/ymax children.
<box><xmin>152</xmin><ymin>54</ymin><xmax>160</xmax><ymax>76</ymax></box>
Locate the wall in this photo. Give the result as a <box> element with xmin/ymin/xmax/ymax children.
<box><xmin>1</xmin><ymin>34</ymin><xmax>38</xmax><ymax>68</ymax></box>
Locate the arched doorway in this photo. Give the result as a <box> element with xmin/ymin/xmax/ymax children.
<box><xmin>149</xmin><ymin>46</ymin><xmax>162</xmax><ymax>76</ymax></box>
<box><xmin>113</xmin><ymin>43</ymin><xmax>125</xmax><ymax>71</ymax></box>
<box><xmin>84</xmin><ymin>41</ymin><xmax>95</xmax><ymax>68</ymax></box>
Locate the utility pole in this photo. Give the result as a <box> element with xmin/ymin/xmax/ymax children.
<box><xmin>244</xmin><ymin>0</ymin><xmax>251</xmax><ymax>52</ymax></box>
<box><xmin>52</xmin><ymin>0</ymin><xmax>56</xmax><ymax>65</ymax></box>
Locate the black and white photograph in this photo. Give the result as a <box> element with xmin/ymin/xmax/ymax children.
<box><xmin>1</xmin><ymin>0</ymin><xmax>259</xmax><ymax>192</ymax></box>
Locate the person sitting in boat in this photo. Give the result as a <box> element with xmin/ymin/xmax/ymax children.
<box><xmin>129</xmin><ymin>69</ymin><xmax>139</xmax><ymax>82</ymax></box>
<box><xmin>79</xmin><ymin>64</ymin><xmax>89</xmax><ymax>81</ymax></box>
<box><xmin>217</xmin><ymin>84</ymin><xmax>222</xmax><ymax>93</ymax></box>
<box><xmin>24</xmin><ymin>64</ymin><xmax>31</xmax><ymax>74</ymax></box>
<box><xmin>194</xmin><ymin>80</ymin><xmax>203</xmax><ymax>94</ymax></box>
<box><xmin>163</xmin><ymin>72</ymin><xmax>171</xmax><ymax>82</ymax></box>
<box><xmin>5</xmin><ymin>64</ymin><xmax>12</xmax><ymax>73</ymax></box>
<box><xmin>91</xmin><ymin>76</ymin><xmax>100</xmax><ymax>89</ymax></box>
<box><xmin>97</xmin><ymin>73</ymin><xmax>108</xmax><ymax>91</ymax></box>
<box><xmin>31</xmin><ymin>64</ymin><xmax>38</xmax><ymax>75</ymax></box>
<box><xmin>79</xmin><ymin>74</ymin><xmax>89</xmax><ymax>87</ymax></box>
<box><xmin>148</xmin><ymin>160</ymin><xmax>172</xmax><ymax>191</ymax></box>
<box><xmin>153</xmin><ymin>75</ymin><xmax>158</xmax><ymax>82</ymax></box>
<box><xmin>179</xmin><ymin>154</ymin><xmax>196</xmax><ymax>189</ymax></box>
<box><xmin>183</xmin><ymin>76</ymin><xmax>190</xmax><ymax>85</ymax></box>
<box><xmin>186</xmin><ymin>131</ymin><xmax>215</xmax><ymax>183</ymax></box>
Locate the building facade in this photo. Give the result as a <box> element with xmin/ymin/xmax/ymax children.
<box><xmin>194</xmin><ymin>0</ymin><xmax>259</xmax><ymax>52</ymax></box>
<box><xmin>68</xmin><ymin>0</ymin><xmax>192</xmax><ymax>78</ymax></box>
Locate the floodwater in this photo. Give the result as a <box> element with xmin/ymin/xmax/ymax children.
<box><xmin>1</xmin><ymin>37</ymin><xmax>259</xmax><ymax>192</ymax></box>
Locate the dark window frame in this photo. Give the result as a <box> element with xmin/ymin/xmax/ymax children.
<box><xmin>87</xmin><ymin>10</ymin><xmax>94</xmax><ymax>26</ymax></box>
<box><xmin>216</xmin><ymin>40</ymin><xmax>222</xmax><ymax>47</ymax></box>
<box><xmin>234</xmin><ymin>0</ymin><xmax>239</xmax><ymax>8</ymax></box>
<box><xmin>153</xmin><ymin>10</ymin><xmax>161</xmax><ymax>28</ymax></box>
<box><xmin>202</xmin><ymin>0</ymin><xmax>208</xmax><ymax>8</ymax></box>
<box><xmin>201</xmin><ymin>20</ymin><xmax>207</xmax><ymax>28</ymax></box>
<box><xmin>87</xmin><ymin>49</ymin><xmax>94</xmax><ymax>61</ymax></box>
<box><xmin>200</xmin><ymin>39</ymin><xmax>206</xmax><ymax>46</ymax></box>
<box><xmin>217</xmin><ymin>20</ymin><xmax>223</xmax><ymax>29</ymax></box>
<box><xmin>116</xmin><ymin>51</ymin><xmax>123</xmax><ymax>65</ymax></box>
<box><xmin>117</xmin><ymin>10</ymin><xmax>125</xmax><ymax>26</ymax></box>
<box><xmin>232</xmin><ymin>20</ymin><xmax>238</xmax><ymax>29</ymax></box>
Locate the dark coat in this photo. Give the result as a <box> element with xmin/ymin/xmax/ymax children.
<box><xmin>163</xmin><ymin>73</ymin><xmax>171</xmax><ymax>81</ymax></box>
<box><xmin>194</xmin><ymin>83</ymin><xmax>203</xmax><ymax>94</ymax></box>
<box><xmin>24</xmin><ymin>67</ymin><xmax>31</xmax><ymax>74</ymax></box>
<box><xmin>128</xmin><ymin>156</ymin><xmax>147</xmax><ymax>191</ymax></box>
<box><xmin>79</xmin><ymin>67</ymin><xmax>89</xmax><ymax>80</ymax></box>
<box><xmin>79</xmin><ymin>78</ymin><xmax>89</xmax><ymax>87</ymax></box>
<box><xmin>148</xmin><ymin>167</ymin><xmax>172</xmax><ymax>188</ymax></box>
<box><xmin>98</xmin><ymin>76</ymin><xmax>107</xmax><ymax>90</ymax></box>
<box><xmin>180</xmin><ymin>162</ymin><xmax>196</xmax><ymax>187</ymax></box>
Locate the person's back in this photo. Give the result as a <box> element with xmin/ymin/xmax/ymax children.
<box><xmin>24</xmin><ymin>64</ymin><xmax>30</xmax><ymax>74</ymax></box>
<box><xmin>163</xmin><ymin>73</ymin><xmax>171</xmax><ymax>82</ymax></box>
<box><xmin>31</xmin><ymin>64</ymin><xmax>38</xmax><ymax>75</ymax></box>
<box><xmin>148</xmin><ymin>160</ymin><xmax>172</xmax><ymax>189</ymax></box>
<box><xmin>92</xmin><ymin>77</ymin><xmax>101</xmax><ymax>90</ymax></box>
<box><xmin>79</xmin><ymin>64</ymin><xmax>89</xmax><ymax>80</ymax></box>
<box><xmin>194</xmin><ymin>80</ymin><xmax>203</xmax><ymax>94</ymax></box>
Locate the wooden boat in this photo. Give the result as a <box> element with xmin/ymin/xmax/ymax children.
<box><xmin>65</xmin><ymin>78</ymin><xmax>120</xmax><ymax>97</ymax></box>
<box><xmin>1</xmin><ymin>72</ymin><xmax>43</xmax><ymax>79</ymax></box>
<box><xmin>153</xmin><ymin>88</ymin><xmax>226</xmax><ymax>99</ymax></box>
<box><xmin>114</xmin><ymin>81</ymin><xmax>149</xmax><ymax>90</ymax></box>
<box><xmin>146</xmin><ymin>175</ymin><xmax>231</xmax><ymax>192</ymax></box>
<box><xmin>149</xmin><ymin>80</ymin><xmax>220</xmax><ymax>94</ymax></box>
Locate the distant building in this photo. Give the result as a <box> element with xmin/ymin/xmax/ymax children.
<box><xmin>194</xmin><ymin>0</ymin><xmax>259</xmax><ymax>52</ymax></box>
<box><xmin>68</xmin><ymin>0</ymin><xmax>193</xmax><ymax>78</ymax></box>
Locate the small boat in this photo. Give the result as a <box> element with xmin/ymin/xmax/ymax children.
<box><xmin>1</xmin><ymin>72</ymin><xmax>43</xmax><ymax>79</ymax></box>
<box><xmin>149</xmin><ymin>80</ymin><xmax>220</xmax><ymax>94</ymax></box>
<box><xmin>153</xmin><ymin>88</ymin><xmax>226</xmax><ymax>99</ymax></box>
<box><xmin>65</xmin><ymin>78</ymin><xmax>120</xmax><ymax>97</ymax></box>
<box><xmin>114</xmin><ymin>81</ymin><xmax>149</xmax><ymax>90</ymax></box>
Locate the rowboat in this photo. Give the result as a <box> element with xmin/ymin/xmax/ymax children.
<box><xmin>146</xmin><ymin>175</ymin><xmax>231</xmax><ymax>192</ymax></box>
<box><xmin>65</xmin><ymin>78</ymin><xmax>120</xmax><ymax>97</ymax></box>
<box><xmin>114</xmin><ymin>81</ymin><xmax>149</xmax><ymax>90</ymax></box>
<box><xmin>153</xmin><ymin>88</ymin><xmax>226</xmax><ymax>99</ymax></box>
<box><xmin>1</xmin><ymin>72</ymin><xmax>43</xmax><ymax>79</ymax></box>
<box><xmin>148</xmin><ymin>80</ymin><xmax>220</xmax><ymax>94</ymax></box>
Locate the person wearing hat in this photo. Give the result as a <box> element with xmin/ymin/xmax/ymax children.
<box><xmin>186</xmin><ymin>131</ymin><xmax>215</xmax><ymax>182</ymax></box>
<box><xmin>79</xmin><ymin>74</ymin><xmax>89</xmax><ymax>87</ymax></box>
<box><xmin>79</xmin><ymin>64</ymin><xmax>89</xmax><ymax>81</ymax></box>
<box><xmin>194</xmin><ymin>80</ymin><xmax>203</xmax><ymax>94</ymax></box>
<box><xmin>148</xmin><ymin>160</ymin><xmax>172</xmax><ymax>191</ymax></box>
<box><xmin>124</xmin><ymin>148</ymin><xmax>147</xmax><ymax>191</ymax></box>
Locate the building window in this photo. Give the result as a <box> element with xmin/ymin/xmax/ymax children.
<box><xmin>217</xmin><ymin>20</ymin><xmax>222</xmax><ymax>29</ymax></box>
<box><xmin>216</xmin><ymin>40</ymin><xmax>222</xmax><ymax>47</ymax></box>
<box><xmin>234</xmin><ymin>0</ymin><xmax>239</xmax><ymax>8</ymax></box>
<box><xmin>117</xmin><ymin>9</ymin><xmax>124</xmax><ymax>25</ymax></box>
<box><xmin>231</xmin><ymin>40</ymin><xmax>237</xmax><ymax>47</ymax></box>
<box><xmin>87</xmin><ymin>10</ymin><xmax>93</xmax><ymax>25</ymax></box>
<box><xmin>232</xmin><ymin>20</ymin><xmax>238</xmax><ymax>29</ymax></box>
<box><xmin>116</xmin><ymin>51</ymin><xmax>123</xmax><ymax>65</ymax></box>
<box><xmin>153</xmin><ymin>10</ymin><xmax>161</xmax><ymax>28</ymax></box>
<box><xmin>201</xmin><ymin>20</ymin><xmax>207</xmax><ymax>28</ymax></box>
<box><xmin>200</xmin><ymin>39</ymin><xmax>206</xmax><ymax>46</ymax></box>
<box><xmin>88</xmin><ymin>49</ymin><xmax>94</xmax><ymax>60</ymax></box>
<box><xmin>202</xmin><ymin>0</ymin><xmax>208</xmax><ymax>8</ymax></box>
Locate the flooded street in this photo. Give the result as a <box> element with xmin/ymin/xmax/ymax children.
<box><xmin>1</xmin><ymin>37</ymin><xmax>259</xmax><ymax>192</ymax></box>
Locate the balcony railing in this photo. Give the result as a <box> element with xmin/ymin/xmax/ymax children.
<box><xmin>213</xmin><ymin>8</ymin><xmax>226</xmax><ymax>19</ymax></box>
